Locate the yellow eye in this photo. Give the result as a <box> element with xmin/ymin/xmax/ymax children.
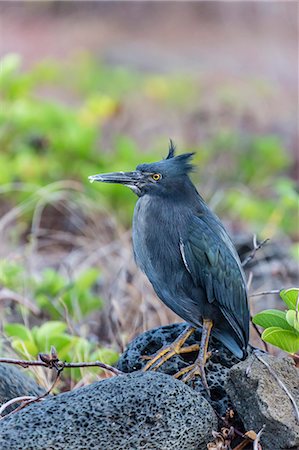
<box><xmin>152</xmin><ymin>173</ymin><xmax>161</xmax><ymax>181</ymax></box>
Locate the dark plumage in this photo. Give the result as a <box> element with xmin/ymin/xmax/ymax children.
<box><xmin>89</xmin><ymin>141</ymin><xmax>249</xmax><ymax>367</ymax></box>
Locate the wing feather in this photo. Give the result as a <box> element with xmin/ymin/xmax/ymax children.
<box><xmin>181</xmin><ymin>214</ymin><xmax>249</xmax><ymax>348</ymax></box>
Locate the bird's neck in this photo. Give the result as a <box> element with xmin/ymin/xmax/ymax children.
<box><xmin>134</xmin><ymin>190</ymin><xmax>193</xmax><ymax>235</ymax></box>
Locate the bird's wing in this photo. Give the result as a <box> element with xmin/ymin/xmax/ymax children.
<box><xmin>180</xmin><ymin>214</ymin><xmax>249</xmax><ymax>347</ymax></box>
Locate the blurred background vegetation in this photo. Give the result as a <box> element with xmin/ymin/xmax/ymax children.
<box><xmin>0</xmin><ymin>2</ymin><xmax>298</xmax><ymax>390</ymax></box>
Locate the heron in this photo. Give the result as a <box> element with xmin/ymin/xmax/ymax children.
<box><xmin>89</xmin><ymin>141</ymin><xmax>249</xmax><ymax>392</ymax></box>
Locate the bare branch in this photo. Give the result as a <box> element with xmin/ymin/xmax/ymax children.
<box><xmin>246</xmin><ymin>271</ymin><xmax>253</xmax><ymax>291</ymax></box>
<box><xmin>250</xmin><ymin>290</ymin><xmax>280</xmax><ymax>298</ymax></box>
<box><xmin>291</xmin><ymin>353</ymin><xmax>299</xmax><ymax>368</ymax></box>
<box><xmin>241</xmin><ymin>235</ymin><xmax>269</xmax><ymax>268</ymax></box>
<box><xmin>250</xmin><ymin>315</ymin><xmax>269</xmax><ymax>352</ymax></box>
<box><xmin>214</xmin><ymin>409</ymin><xmax>249</xmax><ymax>441</ymax></box>
<box><xmin>0</xmin><ymin>396</ymin><xmax>38</xmax><ymax>416</ymax></box>
<box><xmin>0</xmin><ymin>356</ymin><xmax>123</xmax><ymax>377</ymax></box>
<box><xmin>0</xmin><ymin>368</ymin><xmax>61</xmax><ymax>420</ymax></box>
<box><xmin>253</xmin><ymin>425</ymin><xmax>266</xmax><ymax>450</ymax></box>
<box><xmin>232</xmin><ymin>437</ymin><xmax>254</xmax><ymax>450</ymax></box>
<box><xmin>0</xmin><ymin>351</ymin><xmax>123</xmax><ymax>420</ymax></box>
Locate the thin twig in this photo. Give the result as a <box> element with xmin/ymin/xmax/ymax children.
<box><xmin>250</xmin><ymin>315</ymin><xmax>269</xmax><ymax>352</ymax></box>
<box><xmin>253</xmin><ymin>425</ymin><xmax>265</xmax><ymax>450</ymax></box>
<box><xmin>0</xmin><ymin>369</ymin><xmax>61</xmax><ymax>420</ymax></box>
<box><xmin>253</xmin><ymin>350</ymin><xmax>299</xmax><ymax>423</ymax></box>
<box><xmin>0</xmin><ymin>351</ymin><xmax>123</xmax><ymax>420</ymax></box>
<box><xmin>250</xmin><ymin>290</ymin><xmax>280</xmax><ymax>297</ymax></box>
<box><xmin>241</xmin><ymin>235</ymin><xmax>269</xmax><ymax>267</ymax></box>
<box><xmin>0</xmin><ymin>357</ymin><xmax>123</xmax><ymax>376</ymax></box>
<box><xmin>0</xmin><ymin>396</ymin><xmax>37</xmax><ymax>416</ymax></box>
<box><xmin>232</xmin><ymin>437</ymin><xmax>253</xmax><ymax>450</ymax></box>
<box><xmin>214</xmin><ymin>409</ymin><xmax>250</xmax><ymax>441</ymax></box>
<box><xmin>246</xmin><ymin>271</ymin><xmax>253</xmax><ymax>291</ymax></box>
<box><xmin>291</xmin><ymin>353</ymin><xmax>299</xmax><ymax>368</ymax></box>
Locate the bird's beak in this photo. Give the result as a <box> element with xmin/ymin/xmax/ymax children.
<box><xmin>88</xmin><ymin>171</ymin><xmax>143</xmax><ymax>186</ymax></box>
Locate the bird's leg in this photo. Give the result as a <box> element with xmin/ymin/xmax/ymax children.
<box><xmin>174</xmin><ymin>319</ymin><xmax>213</xmax><ymax>394</ymax></box>
<box><xmin>142</xmin><ymin>326</ymin><xmax>198</xmax><ymax>371</ymax></box>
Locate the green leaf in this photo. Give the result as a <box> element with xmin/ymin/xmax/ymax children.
<box><xmin>0</xmin><ymin>260</ymin><xmax>24</xmax><ymax>289</ymax></box>
<box><xmin>92</xmin><ymin>348</ymin><xmax>119</xmax><ymax>366</ymax></box>
<box><xmin>70</xmin><ymin>337</ymin><xmax>92</xmax><ymax>361</ymax></box>
<box><xmin>4</xmin><ymin>323</ymin><xmax>33</xmax><ymax>341</ymax></box>
<box><xmin>34</xmin><ymin>321</ymin><xmax>67</xmax><ymax>344</ymax></box>
<box><xmin>280</xmin><ymin>288</ymin><xmax>299</xmax><ymax>311</ymax></box>
<box><xmin>262</xmin><ymin>327</ymin><xmax>299</xmax><ymax>354</ymax></box>
<box><xmin>75</xmin><ymin>268</ymin><xmax>100</xmax><ymax>291</ymax></box>
<box><xmin>286</xmin><ymin>310</ymin><xmax>299</xmax><ymax>332</ymax></box>
<box><xmin>11</xmin><ymin>339</ymin><xmax>38</xmax><ymax>358</ymax></box>
<box><xmin>0</xmin><ymin>54</ymin><xmax>21</xmax><ymax>82</ymax></box>
<box><xmin>33</xmin><ymin>332</ymin><xmax>73</xmax><ymax>358</ymax></box>
<box><xmin>36</xmin><ymin>269</ymin><xmax>65</xmax><ymax>296</ymax></box>
<box><xmin>252</xmin><ymin>310</ymin><xmax>293</xmax><ymax>331</ymax></box>
<box><xmin>35</xmin><ymin>293</ymin><xmax>62</xmax><ymax>320</ymax></box>
<box><xmin>79</xmin><ymin>293</ymin><xmax>102</xmax><ymax>317</ymax></box>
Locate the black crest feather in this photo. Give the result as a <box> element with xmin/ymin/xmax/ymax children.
<box><xmin>167</xmin><ymin>139</ymin><xmax>176</xmax><ymax>159</ymax></box>
<box><xmin>174</xmin><ymin>152</ymin><xmax>195</xmax><ymax>173</ymax></box>
<box><xmin>136</xmin><ymin>140</ymin><xmax>194</xmax><ymax>176</ymax></box>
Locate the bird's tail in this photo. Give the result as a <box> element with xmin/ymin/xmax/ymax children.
<box><xmin>211</xmin><ymin>328</ymin><xmax>246</xmax><ymax>360</ymax></box>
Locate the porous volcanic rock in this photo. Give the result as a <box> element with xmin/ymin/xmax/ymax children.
<box><xmin>0</xmin><ymin>364</ymin><xmax>45</xmax><ymax>415</ymax></box>
<box><xmin>0</xmin><ymin>371</ymin><xmax>217</xmax><ymax>450</ymax></box>
<box><xmin>226</xmin><ymin>353</ymin><xmax>299</xmax><ymax>450</ymax></box>
<box><xmin>117</xmin><ymin>322</ymin><xmax>243</xmax><ymax>416</ymax></box>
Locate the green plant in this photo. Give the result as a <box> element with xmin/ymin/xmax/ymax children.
<box><xmin>4</xmin><ymin>321</ymin><xmax>118</xmax><ymax>382</ymax></box>
<box><xmin>34</xmin><ymin>267</ymin><xmax>102</xmax><ymax>322</ymax></box>
<box><xmin>204</xmin><ymin>131</ymin><xmax>298</xmax><ymax>238</ymax></box>
<box><xmin>253</xmin><ymin>288</ymin><xmax>299</xmax><ymax>355</ymax></box>
<box><xmin>0</xmin><ymin>54</ymin><xmax>159</xmax><ymax>224</ymax></box>
<box><xmin>1</xmin><ymin>52</ymin><xmax>297</xmax><ymax>234</ymax></box>
<box><xmin>0</xmin><ymin>258</ymin><xmax>120</xmax><ymax>382</ymax></box>
<box><xmin>0</xmin><ymin>260</ymin><xmax>102</xmax><ymax>323</ymax></box>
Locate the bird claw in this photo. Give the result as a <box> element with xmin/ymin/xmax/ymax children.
<box><xmin>142</xmin><ymin>343</ymin><xmax>199</xmax><ymax>372</ymax></box>
<box><xmin>141</xmin><ymin>326</ymin><xmax>198</xmax><ymax>372</ymax></box>
<box><xmin>142</xmin><ymin>344</ymin><xmax>178</xmax><ymax>371</ymax></box>
<box><xmin>174</xmin><ymin>358</ymin><xmax>211</xmax><ymax>395</ymax></box>
<box><xmin>141</xmin><ymin>354</ymin><xmax>152</xmax><ymax>361</ymax></box>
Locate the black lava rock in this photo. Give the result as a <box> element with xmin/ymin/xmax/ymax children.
<box><xmin>117</xmin><ymin>322</ymin><xmax>243</xmax><ymax>417</ymax></box>
<box><xmin>0</xmin><ymin>364</ymin><xmax>45</xmax><ymax>415</ymax></box>
<box><xmin>0</xmin><ymin>371</ymin><xmax>218</xmax><ymax>450</ymax></box>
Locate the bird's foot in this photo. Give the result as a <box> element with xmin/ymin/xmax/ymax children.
<box><xmin>142</xmin><ymin>325</ymin><xmax>197</xmax><ymax>372</ymax></box>
<box><xmin>142</xmin><ymin>342</ymin><xmax>199</xmax><ymax>371</ymax></box>
<box><xmin>174</xmin><ymin>351</ymin><xmax>211</xmax><ymax>395</ymax></box>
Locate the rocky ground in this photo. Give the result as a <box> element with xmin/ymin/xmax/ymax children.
<box><xmin>0</xmin><ymin>323</ymin><xmax>298</xmax><ymax>450</ymax></box>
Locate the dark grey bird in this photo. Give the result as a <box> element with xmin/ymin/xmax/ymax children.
<box><xmin>89</xmin><ymin>141</ymin><xmax>249</xmax><ymax>391</ymax></box>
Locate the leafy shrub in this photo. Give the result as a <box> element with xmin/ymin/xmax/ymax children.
<box><xmin>0</xmin><ymin>260</ymin><xmax>102</xmax><ymax>322</ymax></box>
<box><xmin>0</xmin><ymin>259</ymin><xmax>119</xmax><ymax>382</ymax></box>
<box><xmin>0</xmin><ymin>54</ymin><xmax>161</xmax><ymax>224</ymax></box>
<box><xmin>253</xmin><ymin>288</ymin><xmax>299</xmax><ymax>354</ymax></box>
<box><xmin>205</xmin><ymin>130</ymin><xmax>298</xmax><ymax>238</ymax></box>
<box><xmin>4</xmin><ymin>321</ymin><xmax>118</xmax><ymax>382</ymax></box>
<box><xmin>1</xmin><ymin>53</ymin><xmax>297</xmax><ymax>234</ymax></box>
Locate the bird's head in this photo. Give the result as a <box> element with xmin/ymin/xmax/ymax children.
<box><xmin>89</xmin><ymin>140</ymin><xmax>195</xmax><ymax>197</ymax></box>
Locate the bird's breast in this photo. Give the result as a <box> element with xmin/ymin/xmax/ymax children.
<box><xmin>132</xmin><ymin>195</ymin><xmax>183</xmax><ymax>277</ymax></box>
<box><xmin>132</xmin><ymin>195</ymin><xmax>207</xmax><ymax>324</ymax></box>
